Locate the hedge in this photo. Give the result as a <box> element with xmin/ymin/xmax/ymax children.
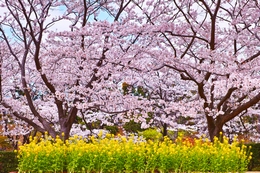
<box><xmin>246</xmin><ymin>143</ymin><xmax>260</xmax><ymax>171</ymax></box>
<box><xmin>0</xmin><ymin>151</ymin><xmax>18</xmax><ymax>173</ymax></box>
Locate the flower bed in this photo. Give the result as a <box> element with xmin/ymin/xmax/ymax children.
<box><xmin>17</xmin><ymin>133</ymin><xmax>251</xmax><ymax>173</ymax></box>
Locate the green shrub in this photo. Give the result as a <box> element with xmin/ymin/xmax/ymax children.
<box><xmin>123</xmin><ymin>120</ymin><xmax>144</xmax><ymax>133</ymax></box>
<box><xmin>245</xmin><ymin>143</ymin><xmax>260</xmax><ymax>171</ymax></box>
<box><xmin>105</xmin><ymin>125</ymin><xmax>119</xmax><ymax>135</ymax></box>
<box><xmin>138</xmin><ymin>128</ymin><xmax>163</xmax><ymax>141</ymax></box>
<box><xmin>0</xmin><ymin>151</ymin><xmax>18</xmax><ymax>173</ymax></box>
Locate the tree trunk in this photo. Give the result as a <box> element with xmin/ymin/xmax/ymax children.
<box><xmin>206</xmin><ymin>115</ymin><xmax>224</xmax><ymax>142</ymax></box>
<box><xmin>162</xmin><ymin>123</ymin><xmax>168</xmax><ymax>137</ymax></box>
<box><xmin>59</xmin><ymin>107</ymin><xmax>78</xmax><ymax>140</ymax></box>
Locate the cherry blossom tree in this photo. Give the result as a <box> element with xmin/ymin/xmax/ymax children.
<box><xmin>0</xmin><ymin>0</ymin><xmax>140</xmax><ymax>139</ymax></box>
<box><xmin>93</xmin><ymin>0</ymin><xmax>260</xmax><ymax>141</ymax></box>
<box><xmin>0</xmin><ymin>0</ymin><xmax>158</xmax><ymax>140</ymax></box>
<box><xmin>124</xmin><ymin>0</ymin><xmax>260</xmax><ymax>141</ymax></box>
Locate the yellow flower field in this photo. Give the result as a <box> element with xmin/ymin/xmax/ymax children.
<box><xmin>17</xmin><ymin>133</ymin><xmax>251</xmax><ymax>173</ymax></box>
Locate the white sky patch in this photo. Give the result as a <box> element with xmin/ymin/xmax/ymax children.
<box><xmin>47</xmin><ymin>6</ymin><xmax>73</xmax><ymax>32</ymax></box>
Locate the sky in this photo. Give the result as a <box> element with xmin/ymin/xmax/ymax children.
<box><xmin>47</xmin><ymin>4</ymin><xmax>113</xmax><ymax>30</ymax></box>
<box><xmin>0</xmin><ymin>2</ymin><xmax>112</xmax><ymax>40</ymax></box>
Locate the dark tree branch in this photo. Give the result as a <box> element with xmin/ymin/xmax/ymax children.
<box><xmin>217</xmin><ymin>87</ymin><xmax>238</xmax><ymax>111</ymax></box>
<box><xmin>1</xmin><ymin>102</ymin><xmax>46</xmax><ymax>133</ymax></box>
<box><xmin>223</xmin><ymin>92</ymin><xmax>260</xmax><ymax>124</ymax></box>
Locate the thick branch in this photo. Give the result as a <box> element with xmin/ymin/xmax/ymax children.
<box><xmin>223</xmin><ymin>92</ymin><xmax>260</xmax><ymax>124</ymax></box>
<box><xmin>217</xmin><ymin>87</ymin><xmax>237</xmax><ymax>111</ymax></box>
<box><xmin>1</xmin><ymin>102</ymin><xmax>46</xmax><ymax>133</ymax></box>
<box><xmin>241</xmin><ymin>51</ymin><xmax>260</xmax><ymax>65</ymax></box>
